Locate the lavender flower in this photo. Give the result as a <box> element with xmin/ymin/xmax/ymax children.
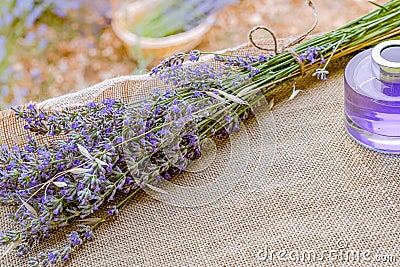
<box><xmin>0</xmin><ymin>36</ymin><xmax>6</xmax><ymax>62</ymax></box>
<box><xmin>52</xmin><ymin>0</ymin><xmax>83</xmax><ymax>18</ymax></box>
<box><xmin>299</xmin><ymin>46</ymin><xmax>326</xmax><ymax>65</ymax></box>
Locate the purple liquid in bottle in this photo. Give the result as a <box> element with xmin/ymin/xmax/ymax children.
<box><xmin>344</xmin><ymin>41</ymin><xmax>400</xmax><ymax>153</ymax></box>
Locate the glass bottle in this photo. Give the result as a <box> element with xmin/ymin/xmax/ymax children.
<box><xmin>344</xmin><ymin>40</ymin><xmax>400</xmax><ymax>153</ymax></box>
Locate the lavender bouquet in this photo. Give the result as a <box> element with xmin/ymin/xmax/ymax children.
<box><xmin>1</xmin><ymin>0</ymin><xmax>400</xmax><ymax>266</ymax></box>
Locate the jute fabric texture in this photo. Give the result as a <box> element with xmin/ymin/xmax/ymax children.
<box><xmin>0</xmin><ymin>39</ymin><xmax>399</xmax><ymax>266</ymax></box>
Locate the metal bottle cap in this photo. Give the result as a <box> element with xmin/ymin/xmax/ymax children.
<box><xmin>371</xmin><ymin>40</ymin><xmax>400</xmax><ymax>83</ymax></box>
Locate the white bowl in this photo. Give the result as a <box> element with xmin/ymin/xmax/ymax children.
<box><xmin>111</xmin><ymin>0</ymin><xmax>216</xmax><ymax>60</ymax></box>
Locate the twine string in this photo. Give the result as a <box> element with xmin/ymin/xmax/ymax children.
<box><xmin>283</xmin><ymin>0</ymin><xmax>318</xmax><ymax>49</ymax></box>
<box><xmin>248</xmin><ymin>0</ymin><xmax>319</xmax><ymax>76</ymax></box>
<box><xmin>248</xmin><ymin>26</ymin><xmax>278</xmax><ymax>55</ymax></box>
<box><xmin>286</xmin><ymin>47</ymin><xmax>306</xmax><ymax>76</ymax></box>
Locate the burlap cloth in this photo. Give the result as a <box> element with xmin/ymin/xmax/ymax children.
<box><xmin>0</xmin><ymin>39</ymin><xmax>399</xmax><ymax>266</ymax></box>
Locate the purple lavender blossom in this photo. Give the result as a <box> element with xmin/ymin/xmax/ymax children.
<box><xmin>299</xmin><ymin>46</ymin><xmax>326</xmax><ymax>65</ymax></box>
<box><xmin>51</xmin><ymin>0</ymin><xmax>83</xmax><ymax>18</ymax></box>
<box><xmin>0</xmin><ymin>36</ymin><xmax>6</xmax><ymax>62</ymax></box>
<box><xmin>30</xmin><ymin>68</ymin><xmax>42</xmax><ymax>84</ymax></box>
<box><xmin>68</xmin><ymin>232</ymin><xmax>82</xmax><ymax>247</ymax></box>
<box><xmin>13</xmin><ymin>0</ymin><xmax>35</xmax><ymax>19</ymax></box>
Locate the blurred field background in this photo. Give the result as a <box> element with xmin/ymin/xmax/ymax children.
<box><xmin>0</xmin><ymin>0</ymin><xmax>387</xmax><ymax>109</ymax></box>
